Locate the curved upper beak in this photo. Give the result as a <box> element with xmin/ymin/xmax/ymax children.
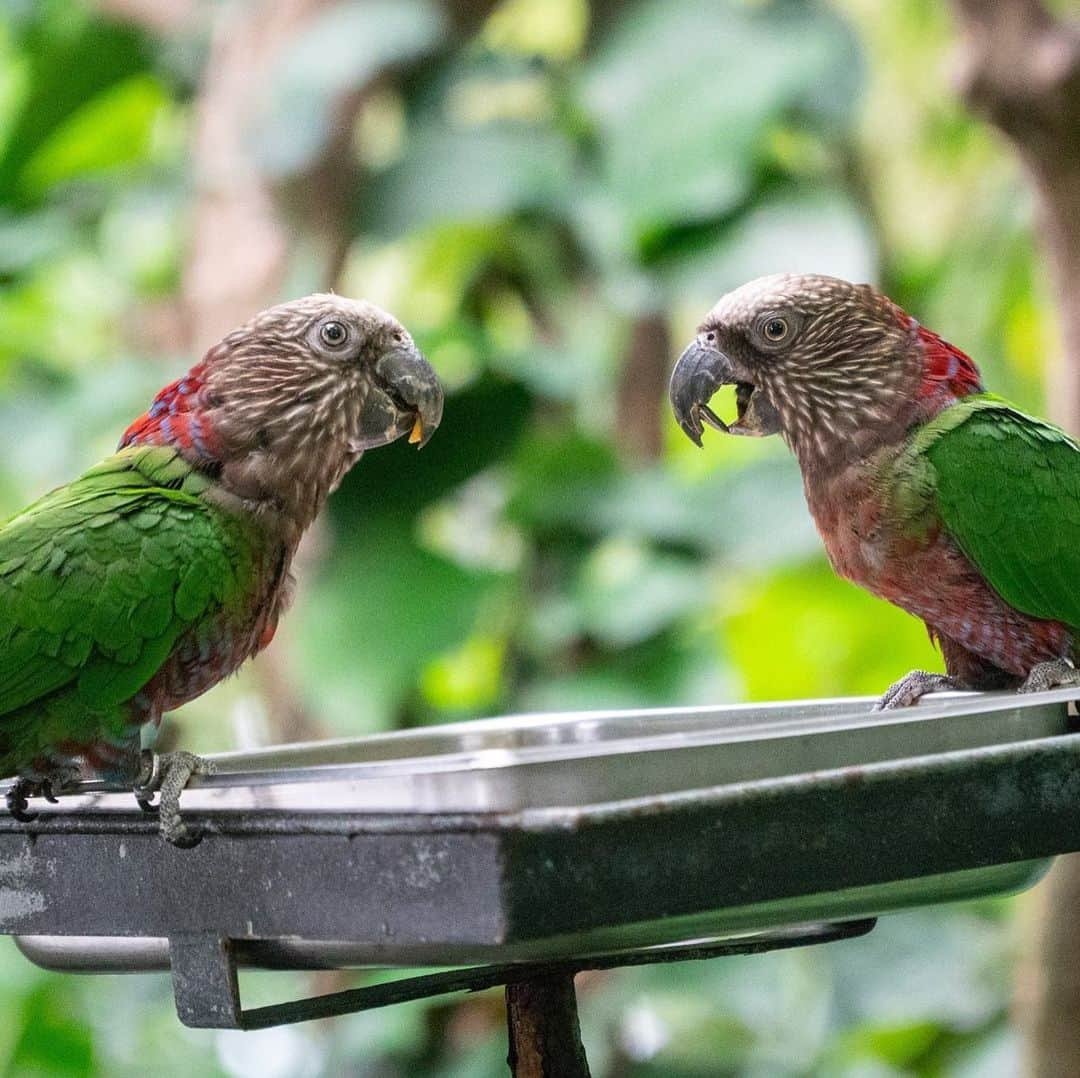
<box><xmin>356</xmin><ymin>343</ymin><xmax>444</xmax><ymax>451</ymax></box>
<box><xmin>669</xmin><ymin>339</ymin><xmax>737</xmax><ymax>447</ymax></box>
<box><xmin>670</xmin><ymin>338</ymin><xmax>783</xmax><ymax>444</ymax></box>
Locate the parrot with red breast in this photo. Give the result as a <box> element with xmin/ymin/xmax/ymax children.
<box><xmin>670</xmin><ymin>273</ymin><xmax>1080</xmax><ymax>709</ymax></box>
<box><xmin>0</xmin><ymin>295</ymin><xmax>442</xmax><ymax>843</ymax></box>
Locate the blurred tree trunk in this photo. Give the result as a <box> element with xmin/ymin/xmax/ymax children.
<box><xmin>183</xmin><ymin>0</ymin><xmax>347</xmax><ymax>351</ymax></box>
<box><xmin>948</xmin><ymin>3</ymin><xmax>1080</xmax><ymax>1076</ymax></box>
<box><xmin>95</xmin><ymin>0</ymin><xmax>195</xmax><ymax>32</ymax></box>
<box><xmin>96</xmin><ymin>0</ymin><xmax>496</xmax><ymax>746</ymax></box>
<box><xmin>185</xmin><ymin>0</ymin><xmax>499</xmax><ymax>349</ymax></box>
<box><xmin>181</xmin><ymin>0</ymin><xmax>357</xmax><ymax>744</ymax></box>
<box><xmin>585</xmin><ymin>0</ymin><xmax>630</xmax><ymax>51</ymax></box>
<box><xmin>952</xmin><ymin>0</ymin><xmax>1080</xmax><ymax>422</ymax></box>
<box><xmin>583</xmin><ymin>1</ymin><xmax>671</xmax><ymax>465</ymax></box>
<box><xmin>172</xmin><ymin>0</ymin><xmax>500</xmax><ymax>740</ymax></box>
<box><xmin>614</xmin><ymin>312</ymin><xmax>670</xmax><ymax>461</ymax></box>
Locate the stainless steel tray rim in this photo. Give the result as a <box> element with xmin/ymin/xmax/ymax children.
<box><xmin>209</xmin><ymin>703</ymin><xmax>1060</xmax><ymax>789</ymax></box>
<box><xmin>480</xmin><ymin>728</ymin><xmax>1080</xmax><ymax>832</ymax></box>
<box><xmin>62</xmin><ymin>687</ymin><xmax>1080</xmax><ymax>797</ymax></box>
<box><xmin>14</xmin><ymin>726</ymin><xmax>1080</xmax><ymax>834</ymax></box>
<box><xmin>207</xmin><ymin>687</ymin><xmax>1079</xmax><ymax>763</ymax></box>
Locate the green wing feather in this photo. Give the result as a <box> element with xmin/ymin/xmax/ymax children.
<box><xmin>912</xmin><ymin>395</ymin><xmax>1080</xmax><ymax>632</ymax></box>
<box><xmin>0</xmin><ymin>445</ymin><xmax>261</xmax><ymax>767</ymax></box>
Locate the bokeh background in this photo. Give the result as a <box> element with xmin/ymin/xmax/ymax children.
<box><xmin>0</xmin><ymin>0</ymin><xmax>1068</xmax><ymax>1074</ymax></box>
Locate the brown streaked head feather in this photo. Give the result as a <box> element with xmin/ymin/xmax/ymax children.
<box><xmin>706</xmin><ymin>274</ymin><xmax>918</xmax><ymax>459</ymax></box>
<box><xmin>670</xmin><ymin>273</ymin><xmax>959</xmax><ymax>471</ymax></box>
<box><xmin>127</xmin><ymin>293</ymin><xmax>443</xmax><ymax>542</ymax></box>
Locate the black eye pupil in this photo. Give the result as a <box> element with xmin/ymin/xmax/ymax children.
<box><xmin>321</xmin><ymin>321</ymin><xmax>347</xmax><ymax>346</ymax></box>
<box><xmin>765</xmin><ymin>319</ymin><xmax>786</xmax><ymax>340</ymax></box>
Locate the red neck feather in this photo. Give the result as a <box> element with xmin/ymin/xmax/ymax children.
<box><xmin>913</xmin><ymin>324</ymin><xmax>984</xmax><ymax>412</ymax></box>
<box><xmin>120</xmin><ymin>359</ymin><xmax>224</xmax><ymax>466</ymax></box>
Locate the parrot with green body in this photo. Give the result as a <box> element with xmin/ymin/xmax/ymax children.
<box><xmin>0</xmin><ymin>295</ymin><xmax>443</xmax><ymax>842</ymax></box>
<box><xmin>669</xmin><ymin>273</ymin><xmax>1080</xmax><ymax>709</ymax></box>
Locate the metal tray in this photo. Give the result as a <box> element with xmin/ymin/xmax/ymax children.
<box><xmin>17</xmin><ymin>688</ymin><xmax>1072</xmax><ymax>814</ymax></box>
<box><xmin>3</xmin><ymin>689</ymin><xmax>1080</xmax><ymax>972</ymax></box>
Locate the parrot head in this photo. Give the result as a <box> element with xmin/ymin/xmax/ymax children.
<box><xmin>669</xmin><ymin>273</ymin><xmax>984</xmax><ymax>464</ymax></box>
<box><xmin>123</xmin><ymin>293</ymin><xmax>444</xmax><ymax>527</ymax></box>
<box><xmin>211</xmin><ymin>293</ymin><xmax>443</xmax><ymax>453</ymax></box>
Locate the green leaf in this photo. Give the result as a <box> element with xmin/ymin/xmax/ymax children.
<box><xmin>660</xmin><ymin>190</ymin><xmax>878</xmax><ymax>307</ymax></box>
<box><xmin>725</xmin><ymin>558</ymin><xmax>941</xmax><ymax>700</ymax></box>
<box><xmin>0</xmin><ymin>207</ymin><xmax>76</xmax><ymax>273</ymax></box>
<box><xmin>575</xmin><ymin>538</ymin><xmax>706</xmax><ymax>647</ymax></box>
<box><xmin>420</xmin><ymin>631</ymin><xmax>505</xmax><ymax>713</ymax></box>
<box><xmin>509</xmin><ymin>449</ymin><xmax>821</xmax><ymax>569</ymax></box>
<box><xmin>8</xmin><ymin>980</ymin><xmax>94</xmax><ymax>1076</ymax></box>
<box><xmin>332</xmin><ymin>375</ymin><xmax>533</xmax><ymax>527</ymax></box>
<box><xmin>18</xmin><ymin>74</ymin><xmax>167</xmax><ymax>195</ymax></box>
<box><xmin>294</xmin><ymin>520</ymin><xmax>507</xmax><ymax>733</ymax></box>
<box><xmin>254</xmin><ymin>0</ymin><xmax>448</xmax><ymax>175</ymax></box>
<box><xmin>364</xmin><ymin>123</ymin><xmax>577</xmax><ymax>236</ymax></box>
<box><xmin>581</xmin><ymin>0</ymin><xmax>862</xmax><ymax>235</ymax></box>
<box><xmin>0</xmin><ymin>14</ymin><xmax>151</xmax><ymax>206</ymax></box>
<box><xmin>505</xmin><ymin>429</ymin><xmax>619</xmax><ymax>533</ymax></box>
<box><xmin>831</xmin><ymin>908</ymin><xmax>1011</xmax><ymax>1028</ymax></box>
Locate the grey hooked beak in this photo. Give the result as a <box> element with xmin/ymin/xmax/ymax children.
<box><xmin>357</xmin><ymin>344</ymin><xmax>444</xmax><ymax>451</ymax></box>
<box><xmin>669</xmin><ymin>339</ymin><xmax>737</xmax><ymax>447</ymax></box>
<box><xmin>669</xmin><ymin>339</ymin><xmax>782</xmax><ymax>445</ymax></box>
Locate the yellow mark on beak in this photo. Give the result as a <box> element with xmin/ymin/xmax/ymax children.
<box><xmin>408</xmin><ymin>416</ymin><xmax>424</xmax><ymax>444</ymax></box>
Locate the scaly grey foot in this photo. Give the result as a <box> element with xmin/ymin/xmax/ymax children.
<box><xmin>1019</xmin><ymin>658</ymin><xmax>1080</xmax><ymax>694</ymax></box>
<box><xmin>132</xmin><ymin>751</ymin><xmax>216</xmax><ymax>847</ymax></box>
<box><xmin>875</xmin><ymin>670</ymin><xmax>963</xmax><ymax>711</ymax></box>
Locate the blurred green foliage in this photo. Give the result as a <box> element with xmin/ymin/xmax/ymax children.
<box><xmin>0</xmin><ymin>0</ymin><xmax>1057</xmax><ymax>1074</ymax></box>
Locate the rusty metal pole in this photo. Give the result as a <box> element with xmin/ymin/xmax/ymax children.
<box><xmin>505</xmin><ymin>974</ymin><xmax>591</xmax><ymax>1077</ymax></box>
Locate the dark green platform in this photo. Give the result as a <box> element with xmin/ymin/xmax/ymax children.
<box><xmin>1</xmin><ymin>689</ymin><xmax>1077</xmax><ymax>1027</ymax></box>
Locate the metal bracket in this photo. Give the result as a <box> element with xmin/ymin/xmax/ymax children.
<box><xmin>168</xmin><ymin>918</ymin><xmax>876</xmax><ymax>1030</ymax></box>
<box><xmin>170</xmin><ymin>935</ymin><xmax>241</xmax><ymax>1028</ymax></box>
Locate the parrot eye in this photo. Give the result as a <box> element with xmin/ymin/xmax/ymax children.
<box><xmin>762</xmin><ymin>317</ymin><xmax>789</xmax><ymax>343</ymax></box>
<box><xmin>319</xmin><ymin>321</ymin><xmax>350</xmax><ymax>348</ymax></box>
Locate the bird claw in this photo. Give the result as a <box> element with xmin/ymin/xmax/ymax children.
<box><xmin>1019</xmin><ymin>659</ymin><xmax>1080</xmax><ymax>695</ymax></box>
<box><xmin>5</xmin><ymin>784</ymin><xmax>38</xmax><ymax>824</ymax></box>
<box><xmin>874</xmin><ymin>670</ymin><xmax>962</xmax><ymax>711</ymax></box>
<box><xmin>4</xmin><ymin>770</ymin><xmax>76</xmax><ymax>823</ymax></box>
<box><xmin>132</xmin><ymin>751</ymin><xmax>216</xmax><ymax>847</ymax></box>
<box><xmin>132</xmin><ymin>750</ymin><xmax>161</xmax><ymax>813</ymax></box>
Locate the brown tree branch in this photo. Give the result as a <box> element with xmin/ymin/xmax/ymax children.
<box><xmin>952</xmin><ymin>0</ymin><xmax>1080</xmax><ymax>426</ymax></box>
<box><xmin>949</xmin><ymin>4</ymin><xmax>1080</xmax><ymax>1077</ymax></box>
<box><xmin>1017</xmin><ymin>865</ymin><xmax>1080</xmax><ymax>1078</ymax></box>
